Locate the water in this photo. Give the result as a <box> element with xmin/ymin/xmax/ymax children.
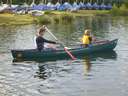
<box><xmin>0</xmin><ymin>16</ymin><xmax>128</xmax><ymax>96</ymax></box>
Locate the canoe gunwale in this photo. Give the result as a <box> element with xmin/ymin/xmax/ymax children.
<box><xmin>11</xmin><ymin>39</ymin><xmax>118</xmax><ymax>52</ymax></box>
<box><xmin>11</xmin><ymin>39</ymin><xmax>118</xmax><ymax>60</ymax></box>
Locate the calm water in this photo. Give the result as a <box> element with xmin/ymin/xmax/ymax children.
<box><xmin>0</xmin><ymin>16</ymin><xmax>128</xmax><ymax>96</ymax></box>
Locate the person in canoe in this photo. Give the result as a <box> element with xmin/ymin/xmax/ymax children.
<box><xmin>81</xmin><ymin>29</ymin><xmax>110</xmax><ymax>47</ymax></box>
<box><xmin>81</xmin><ymin>29</ymin><xmax>93</xmax><ymax>47</ymax></box>
<box><xmin>36</xmin><ymin>25</ymin><xmax>57</xmax><ymax>51</ymax></box>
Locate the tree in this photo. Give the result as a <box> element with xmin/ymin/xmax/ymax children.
<box><xmin>124</xmin><ymin>0</ymin><xmax>128</xmax><ymax>8</ymax></box>
<box><xmin>6</xmin><ymin>0</ymin><xmax>12</xmax><ymax>7</ymax></box>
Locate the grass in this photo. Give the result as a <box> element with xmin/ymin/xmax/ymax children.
<box><xmin>34</xmin><ymin>12</ymin><xmax>75</xmax><ymax>25</ymax></box>
<box><xmin>34</xmin><ymin>10</ymin><xmax>109</xmax><ymax>25</ymax></box>
<box><xmin>0</xmin><ymin>7</ymin><xmax>128</xmax><ymax>26</ymax></box>
<box><xmin>35</xmin><ymin>15</ymin><xmax>51</xmax><ymax>25</ymax></box>
<box><xmin>46</xmin><ymin>10</ymin><xmax>110</xmax><ymax>17</ymax></box>
<box><xmin>110</xmin><ymin>4</ymin><xmax>128</xmax><ymax>16</ymax></box>
<box><xmin>0</xmin><ymin>13</ymin><xmax>33</xmax><ymax>26</ymax></box>
<box><xmin>60</xmin><ymin>13</ymin><xmax>74</xmax><ymax>23</ymax></box>
<box><xmin>53</xmin><ymin>16</ymin><xmax>60</xmax><ymax>24</ymax></box>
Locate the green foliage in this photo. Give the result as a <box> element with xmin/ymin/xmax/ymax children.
<box><xmin>0</xmin><ymin>14</ymin><xmax>33</xmax><ymax>25</ymax></box>
<box><xmin>60</xmin><ymin>13</ymin><xmax>74</xmax><ymax>23</ymax></box>
<box><xmin>120</xmin><ymin>4</ymin><xmax>127</xmax><ymax>10</ymax></box>
<box><xmin>119</xmin><ymin>4</ymin><xmax>128</xmax><ymax>16</ymax></box>
<box><xmin>35</xmin><ymin>13</ymin><xmax>74</xmax><ymax>25</ymax></box>
<box><xmin>124</xmin><ymin>0</ymin><xmax>128</xmax><ymax>8</ymax></box>
<box><xmin>44</xmin><ymin>11</ymin><xmax>55</xmax><ymax>15</ymax></box>
<box><xmin>35</xmin><ymin>15</ymin><xmax>51</xmax><ymax>25</ymax></box>
<box><xmin>53</xmin><ymin>16</ymin><xmax>60</xmax><ymax>24</ymax></box>
<box><xmin>110</xmin><ymin>4</ymin><xmax>120</xmax><ymax>16</ymax></box>
<box><xmin>110</xmin><ymin>4</ymin><xmax>128</xmax><ymax>16</ymax></box>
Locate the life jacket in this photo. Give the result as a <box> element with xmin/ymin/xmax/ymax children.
<box><xmin>82</xmin><ymin>35</ymin><xmax>92</xmax><ymax>45</ymax></box>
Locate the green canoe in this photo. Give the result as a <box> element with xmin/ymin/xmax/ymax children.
<box><xmin>11</xmin><ymin>39</ymin><xmax>118</xmax><ymax>62</ymax></box>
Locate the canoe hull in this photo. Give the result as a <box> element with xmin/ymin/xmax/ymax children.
<box><xmin>11</xmin><ymin>39</ymin><xmax>118</xmax><ymax>61</ymax></box>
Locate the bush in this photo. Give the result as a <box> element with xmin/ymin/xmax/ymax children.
<box><xmin>110</xmin><ymin>4</ymin><xmax>120</xmax><ymax>16</ymax></box>
<box><xmin>44</xmin><ymin>11</ymin><xmax>53</xmax><ymax>15</ymax></box>
<box><xmin>35</xmin><ymin>15</ymin><xmax>51</xmax><ymax>24</ymax></box>
<box><xmin>119</xmin><ymin>4</ymin><xmax>128</xmax><ymax>16</ymax></box>
<box><xmin>110</xmin><ymin>4</ymin><xmax>128</xmax><ymax>16</ymax></box>
<box><xmin>120</xmin><ymin>4</ymin><xmax>127</xmax><ymax>10</ymax></box>
<box><xmin>60</xmin><ymin>13</ymin><xmax>74</xmax><ymax>23</ymax></box>
<box><xmin>124</xmin><ymin>0</ymin><xmax>128</xmax><ymax>8</ymax></box>
<box><xmin>53</xmin><ymin>16</ymin><xmax>60</xmax><ymax>24</ymax></box>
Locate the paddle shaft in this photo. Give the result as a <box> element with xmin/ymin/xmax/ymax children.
<box><xmin>46</xmin><ymin>28</ymin><xmax>64</xmax><ymax>46</ymax></box>
<box><xmin>45</xmin><ymin>27</ymin><xmax>76</xmax><ymax>60</ymax></box>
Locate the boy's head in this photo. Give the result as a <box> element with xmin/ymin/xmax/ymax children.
<box><xmin>38</xmin><ymin>27</ymin><xmax>46</xmax><ymax>36</ymax></box>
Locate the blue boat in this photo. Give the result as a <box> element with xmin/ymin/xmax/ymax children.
<box><xmin>106</xmin><ymin>3</ymin><xmax>112</xmax><ymax>10</ymax></box>
<box><xmin>86</xmin><ymin>2</ymin><xmax>93</xmax><ymax>10</ymax></box>
<box><xmin>58</xmin><ymin>2</ymin><xmax>72</xmax><ymax>10</ymax></box>
<box><xmin>31</xmin><ymin>5</ymin><xmax>44</xmax><ymax>10</ymax></box>
<box><xmin>72</xmin><ymin>2</ymin><xmax>80</xmax><ymax>10</ymax></box>
<box><xmin>47</xmin><ymin>2</ymin><xmax>56</xmax><ymax>10</ymax></box>
<box><xmin>92</xmin><ymin>3</ymin><xmax>99</xmax><ymax>10</ymax></box>
<box><xmin>55</xmin><ymin>2</ymin><xmax>61</xmax><ymax>10</ymax></box>
<box><xmin>99</xmin><ymin>3</ymin><xmax>106</xmax><ymax>10</ymax></box>
<box><xmin>79</xmin><ymin>2</ymin><xmax>85</xmax><ymax>9</ymax></box>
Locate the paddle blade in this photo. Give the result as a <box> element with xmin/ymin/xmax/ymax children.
<box><xmin>64</xmin><ymin>48</ymin><xmax>76</xmax><ymax>60</ymax></box>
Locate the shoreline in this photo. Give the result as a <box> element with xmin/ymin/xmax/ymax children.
<box><xmin>0</xmin><ymin>13</ymin><xmax>34</xmax><ymax>26</ymax></box>
<box><xmin>0</xmin><ymin>9</ymin><xmax>126</xmax><ymax>26</ymax></box>
<box><xmin>47</xmin><ymin>10</ymin><xmax>110</xmax><ymax>16</ymax></box>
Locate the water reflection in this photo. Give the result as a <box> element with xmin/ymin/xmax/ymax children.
<box><xmin>34</xmin><ymin>51</ymin><xmax>117</xmax><ymax>80</ymax></box>
<box><xmin>83</xmin><ymin>56</ymin><xmax>92</xmax><ymax>75</ymax></box>
<box><xmin>1</xmin><ymin>16</ymin><xmax>128</xmax><ymax>96</ymax></box>
<box><xmin>82</xmin><ymin>51</ymin><xmax>117</xmax><ymax>75</ymax></box>
<box><xmin>35</xmin><ymin>64</ymin><xmax>49</xmax><ymax>80</ymax></box>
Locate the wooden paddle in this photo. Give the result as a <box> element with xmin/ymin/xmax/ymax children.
<box><xmin>45</xmin><ymin>27</ymin><xmax>76</xmax><ymax>60</ymax></box>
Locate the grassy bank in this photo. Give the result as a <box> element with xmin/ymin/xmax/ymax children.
<box><xmin>35</xmin><ymin>13</ymin><xmax>75</xmax><ymax>25</ymax></box>
<box><xmin>110</xmin><ymin>4</ymin><xmax>128</xmax><ymax>16</ymax></box>
<box><xmin>0</xmin><ymin>13</ymin><xmax>34</xmax><ymax>26</ymax></box>
<box><xmin>34</xmin><ymin>10</ymin><xmax>110</xmax><ymax>25</ymax></box>
<box><xmin>0</xmin><ymin>8</ymin><xmax>128</xmax><ymax>26</ymax></box>
<box><xmin>44</xmin><ymin>10</ymin><xmax>110</xmax><ymax>16</ymax></box>
<box><xmin>0</xmin><ymin>10</ymin><xmax>109</xmax><ymax>26</ymax></box>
